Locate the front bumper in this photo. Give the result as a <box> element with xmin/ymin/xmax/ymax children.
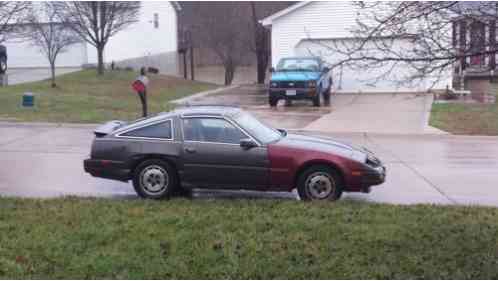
<box><xmin>269</xmin><ymin>88</ymin><xmax>317</xmax><ymax>100</ymax></box>
<box><xmin>362</xmin><ymin>165</ymin><xmax>386</xmax><ymax>186</ymax></box>
<box><xmin>84</xmin><ymin>159</ymin><xmax>131</xmax><ymax>182</ymax></box>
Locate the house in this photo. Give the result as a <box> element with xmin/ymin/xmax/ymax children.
<box><xmin>260</xmin><ymin>2</ymin><xmax>452</xmax><ymax>93</ymax></box>
<box><xmin>3</xmin><ymin>2</ymin><xmax>180</xmax><ymax>74</ymax></box>
<box><xmin>452</xmin><ymin>10</ymin><xmax>498</xmax><ymax>102</ymax></box>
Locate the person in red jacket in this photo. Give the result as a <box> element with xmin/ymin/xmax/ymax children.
<box><xmin>132</xmin><ymin>67</ymin><xmax>149</xmax><ymax>117</ymax></box>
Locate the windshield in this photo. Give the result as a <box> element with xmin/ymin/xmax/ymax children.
<box><xmin>276</xmin><ymin>58</ymin><xmax>320</xmax><ymax>72</ymax></box>
<box><xmin>233</xmin><ymin>112</ymin><xmax>282</xmax><ymax>144</ymax></box>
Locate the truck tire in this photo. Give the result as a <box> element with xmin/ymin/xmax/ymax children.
<box><xmin>313</xmin><ymin>89</ymin><xmax>321</xmax><ymax>107</ymax></box>
<box><xmin>269</xmin><ymin>96</ymin><xmax>278</xmax><ymax>107</ymax></box>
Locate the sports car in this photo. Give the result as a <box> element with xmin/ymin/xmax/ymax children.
<box><xmin>84</xmin><ymin>106</ymin><xmax>386</xmax><ymax>200</ymax></box>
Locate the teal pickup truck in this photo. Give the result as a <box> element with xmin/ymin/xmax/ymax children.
<box><xmin>268</xmin><ymin>57</ymin><xmax>332</xmax><ymax>107</ymax></box>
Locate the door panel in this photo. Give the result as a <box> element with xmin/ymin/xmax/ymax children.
<box><xmin>182</xmin><ymin>142</ymin><xmax>269</xmax><ymax>189</ymax></box>
<box><xmin>180</xmin><ymin>117</ymin><xmax>269</xmax><ymax>190</ymax></box>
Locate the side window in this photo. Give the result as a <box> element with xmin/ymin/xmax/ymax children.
<box><xmin>121</xmin><ymin>120</ymin><xmax>172</xmax><ymax>139</ymax></box>
<box><xmin>183</xmin><ymin>118</ymin><xmax>247</xmax><ymax>144</ymax></box>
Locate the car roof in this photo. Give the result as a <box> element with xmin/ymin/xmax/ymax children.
<box><xmin>173</xmin><ymin>105</ymin><xmax>242</xmax><ymax>118</ymax></box>
<box><xmin>113</xmin><ymin>106</ymin><xmax>243</xmax><ymax>134</ymax></box>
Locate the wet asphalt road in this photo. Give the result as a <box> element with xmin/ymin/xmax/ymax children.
<box><xmin>2</xmin><ymin>122</ymin><xmax>498</xmax><ymax>206</ymax></box>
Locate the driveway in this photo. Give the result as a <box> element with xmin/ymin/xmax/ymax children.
<box><xmin>305</xmin><ymin>93</ymin><xmax>444</xmax><ymax>134</ymax></box>
<box><xmin>7</xmin><ymin>67</ymin><xmax>81</xmax><ymax>85</ymax></box>
<box><xmin>1</xmin><ymin>122</ymin><xmax>498</xmax><ymax>206</ymax></box>
<box><xmin>181</xmin><ymin>85</ymin><xmax>443</xmax><ymax>134</ymax></box>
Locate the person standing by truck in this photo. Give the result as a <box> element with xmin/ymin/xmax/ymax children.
<box><xmin>132</xmin><ymin>67</ymin><xmax>149</xmax><ymax>117</ymax></box>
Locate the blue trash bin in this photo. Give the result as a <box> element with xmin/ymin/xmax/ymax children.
<box><xmin>22</xmin><ymin>92</ymin><xmax>34</xmax><ymax>107</ymax></box>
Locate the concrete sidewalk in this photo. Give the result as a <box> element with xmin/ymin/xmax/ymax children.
<box><xmin>1</xmin><ymin>122</ymin><xmax>498</xmax><ymax>207</ymax></box>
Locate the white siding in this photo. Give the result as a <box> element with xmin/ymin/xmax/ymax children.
<box><xmin>88</xmin><ymin>1</ymin><xmax>178</xmax><ymax>64</ymax></box>
<box><xmin>271</xmin><ymin>2</ymin><xmax>357</xmax><ymax>66</ymax></box>
<box><xmin>269</xmin><ymin>1</ymin><xmax>452</xmax><ymax>92</ymax></box>
<box><xmin>5</xmin><ymin>39</ymin><xmax>86</xmax><ymax>68</ymax></box>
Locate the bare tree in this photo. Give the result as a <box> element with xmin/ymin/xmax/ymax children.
<box><xmin>313</xmin><ymin>2</ymin><xmax>498</xmax><ymax>88</ymax></box>
<box><xmin>54</xmin><ymin>1</ymin><xmax>141</xmax><ymax>75</ymax></box>
<box><xmin>0</xmin><ymin>1</ymin><xmax>30</xmax><ymax>43</ymax></box>
<box><xmin>192</xmin><ymin>2</ymin><xmax>248</xmax><ymax>85</ymax></box>
<box><xmin>26</xmin><ymin>3</ymin><xmax>80</xmax><ymax>88</ymax></box>
<box><xmin>248</xmin><ymin>2</ymin><xmax>293</xmax><ymax>84</ymax></box>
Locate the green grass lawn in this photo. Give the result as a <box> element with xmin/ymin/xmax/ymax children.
<box><xmin>0</xmin><ymin>70</ymin><xmax>216</xmax><ymax>123</ymax></box>
<box><xmin>1</xmin><ymin>198</ymin><xmax>497</xmax><ymax>279</ymax></box>
<box><xmin>430</xmin><ymin>102</ymin><xmax>498</xmax><ymax>135</ymax></box>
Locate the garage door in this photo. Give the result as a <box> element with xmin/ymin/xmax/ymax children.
<box><xmin>295</xmin><ymin>39</ymin><xmax>451</xmax><ymax>93</ymax></box>
<box><xmin>4</xmin><ymin>40</ymin><xmax>87</xmax><ymax>68</ymax></box>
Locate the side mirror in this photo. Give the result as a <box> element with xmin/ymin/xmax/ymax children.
<box><xmin>323</xmin><ymin>67</ymin><xmax>330</xmax><ymax>73</ymax></box>
<box><xmin>269</xmin><ymin>67</ymin><xmax>275</xmax><ymax>73</ymax></box>
<box><xmin>240</xmin><ymin>138</ymin><xmax>257</xmax><ymax>149</ymax></box>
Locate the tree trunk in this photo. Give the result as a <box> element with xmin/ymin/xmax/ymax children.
<box><xmin>256</xmin><ymin>49</ymin><xmax>268</xmax><ymax>84</ymax></box>
<box><xmin>50</xmin><ymin>62</ymin><xmax>56</xmax><ymax>88</ymax></box>
<box><xmin>224</xmin><ymin>63</ymin><xmax>234</xmax><ymax>86</ymax></box>
<box><xmin>97</xmin><ymin>45</ymin><xmax>104</xmax><ymax>75</ymax></box>
<box><xmin>251</xmin><ymin>2</ymin><xmax>269</xmax><ymax>84</ymax></box>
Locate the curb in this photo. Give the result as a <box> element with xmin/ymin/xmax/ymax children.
<box><xmin>170</xmin><ymin>85</ymin><xmax>240</xmax><ymax>105</ymax></box>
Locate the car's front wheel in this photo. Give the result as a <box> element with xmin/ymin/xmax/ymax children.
<box><xmin>297</xmin><ymin>165</ymin><xmax>343</xmax><ymax>201</ymax></box>
<box><xmin>132</xmin><ymin>159</ymin><xmax>178</xmax><ymax>199</ymax></box>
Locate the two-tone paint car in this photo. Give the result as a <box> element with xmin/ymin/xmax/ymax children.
<box><xmin>269</xmin><ymin>57</ymin><xmax>332</xmax><ymax>107</ymax></box>
<box><xmin>84</xmin><ymin>106</ymin><xmax>385</xmax><ymax>200</ymax></box>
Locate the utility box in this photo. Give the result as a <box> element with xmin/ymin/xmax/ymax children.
<box><xmin>22</xmin><ymin>92</ymin><xmax>34</xmax><ymax>107</ymax></box>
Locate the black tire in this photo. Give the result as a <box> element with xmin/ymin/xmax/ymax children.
<box><xmin>312</xmin><ymin>89</ymin><xmax>321</xmax><ymax>107</ymax></box>
<box><xmin>132</xmin><ymin>159</ymin><xmax>178</xmax><ymax>199</ymax></box>
<box><xmin>269</xmin><ymin>95</ymin><xmax>278</xmax><ymax>107</ymax></box>
<box><xmin>297</xmin><ymin>165</ymin><xmax>343</xmax><ymax>201</ymax></box>
<box><xmin>324</xmin><ymin>80</ymin><xmax>332</xmax><ymax>105</ymax></box>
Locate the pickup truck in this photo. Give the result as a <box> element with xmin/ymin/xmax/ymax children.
<box><xmin>268</xmin><ymin>57</ymin><xmax>332</xmax><ymax>107</ymax></box>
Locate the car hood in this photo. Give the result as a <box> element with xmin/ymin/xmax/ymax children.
<box><xmin>271</xmin><ymin>71</ymin><xmax>321</xmax><ymax>82</ymax></box>
<box><xmin>273</xmin><ymin>133</ymin><xmax>367</xmax><ymax>162</ymax></box>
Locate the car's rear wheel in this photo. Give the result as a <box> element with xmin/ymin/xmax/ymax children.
<box><xmin>297</xmin><ymin>165</ymin><xmax>343</xmax><ymax>201</ymax></box>
<box><xmin>132</xmin><ymin>159</ymin><xmax>177</xmax><ymax>199</ymax></box>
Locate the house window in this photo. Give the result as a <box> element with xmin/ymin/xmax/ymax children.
<box><xmin>153</xmin><ymin>13</ymin><xmax>159</xmax><ymax>29</ymax></box>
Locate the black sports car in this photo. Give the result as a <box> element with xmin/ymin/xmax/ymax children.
<box><xmin>84</xmin><ymin>106</ymin><xmax>385</xmax><ymax>200</ymax></box>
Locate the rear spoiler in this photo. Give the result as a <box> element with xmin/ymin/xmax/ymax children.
<box><xmin>94</xmin><ymin>120</ymin><xmax>127</xmax><ymax>138</ymax></box>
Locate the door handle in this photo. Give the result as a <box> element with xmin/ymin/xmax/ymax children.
<box><xmin>185</xmin><ymin>147</ymin><xmax>196</xmax><ymax>153</ymax></box>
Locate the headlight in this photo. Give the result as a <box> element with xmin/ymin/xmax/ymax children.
<box><xmin>270</xmin><ymin>81</ymin><xmax>278</xmax><ymax>88</ymax></box>
<box><xmin>308</xmin><ymin>81</ymin><xmax>317</xmax><ymax>88</ymax></box>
